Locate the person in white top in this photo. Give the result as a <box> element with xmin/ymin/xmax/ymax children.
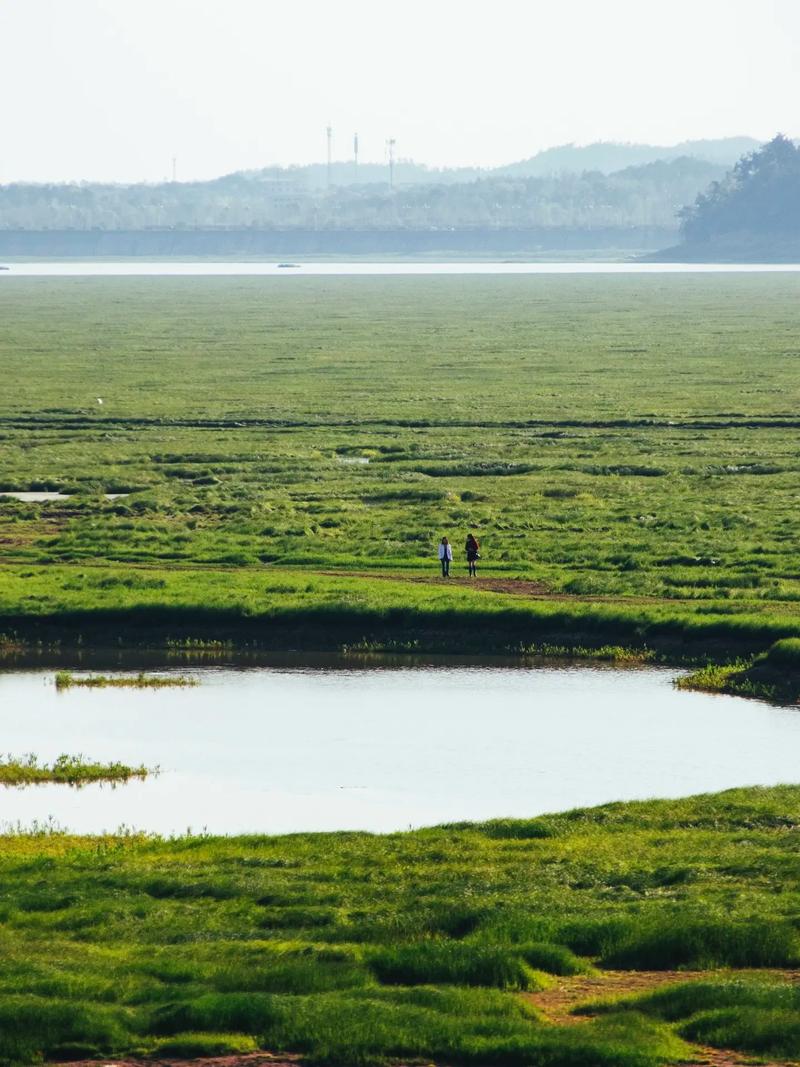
<box><xmin>438</xmin><ymin>536</ymin><xmax>453</xmax><ymax>577</ymax></box>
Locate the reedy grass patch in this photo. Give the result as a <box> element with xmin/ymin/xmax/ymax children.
<box><xmin>0</xmin><ymin>753</ymin><xmax>153</xmax><ymax>787</ymax></box>
<box><xmin>54</xmin><ymin>669</ymin><xmax>197</xmax><ymax>689</ymax></box>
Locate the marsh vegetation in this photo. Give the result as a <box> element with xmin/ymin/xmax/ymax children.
<box><xmin>0</xmin><ymin>753</ymin><xmax>152</xmax><ymax>787</ymax></box>
<box><xmin>1</xmin><ymin>275</ymin><xmax>800</xmax><ymax>671</ymax></box>
<box><xmin>0</xmin><ymin>787</ymin><xmax>795</xmax><ymax>1065</ymax></box>
<box><xmin>0</xmin><ymin>275</ymin><xmax>798</xmax><ymax>1064</ymax></box>
<box><xmin>55</xmin><ymin>670</ymin><xmax>196</xmax><ymax>690</ymax></box>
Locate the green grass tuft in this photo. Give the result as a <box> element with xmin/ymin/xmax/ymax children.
<box><xmin>367</xmin><ymin>941</ymin><xmax>538</xmax><ymax>989</ymax></box>
<box><xmin>0</xmin><ymin>752</ymin><xmax>153</xmax><ymax>787</ymax></box>
<box><xmin>55</xmin><ymin>670</ymin><xmax>197</xmax><ymax>689</ymax></box>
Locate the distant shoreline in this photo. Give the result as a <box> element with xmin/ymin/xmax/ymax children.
<box><xmin>641</xmin><ymin>235</ymin><xmax>800</xmax><ymax>264</ymax></box>
<box><xmin>0</xmin><ymin>225</ymin><xmax>675</xmax><ymax>259</ymax></box>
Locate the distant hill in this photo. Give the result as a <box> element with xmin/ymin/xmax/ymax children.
<box><xmin>238</xmin><ymin>138</ymin><xmax>758</xmax><ymax>188</ymax></box>
<box><xmin>0</xmin><ymin>156</ymin><xmax>724</xmax><ymax>234</ymax></box>
<box><xmin>496</xmin><ymin>138</ymin><xmax>761</xmax><ymax>178</ymax></box>
<box><xmin>649</xmin><ymin>135</ymin><xmax>800</xmax><ymax>262</ymax></box>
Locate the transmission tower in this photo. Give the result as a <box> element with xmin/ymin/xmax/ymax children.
<box><xmin>387</xmin><ymin>138</ymin><xmax>396</xmax><ymax>189</ymax></box>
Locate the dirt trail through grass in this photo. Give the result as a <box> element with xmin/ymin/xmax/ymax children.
<box><xmin>322</xmin><ymin>570</ymin><xmax>667</xmax><ymax>605</ymax></box>
<box><xmin>527</xmin><ymin>969</ymin><xmax>800</xmax><ymax>1066</ymax></box>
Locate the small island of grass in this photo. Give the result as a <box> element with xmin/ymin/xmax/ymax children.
<box><xmin>55</xmin><ymin>670</ymin><xmax>197</xmax><ymax>690</ymax></box>
<box><xmin>0</xmin><ymin>753</ymin><xmax>155</xmax><ymax>787</ymax></box>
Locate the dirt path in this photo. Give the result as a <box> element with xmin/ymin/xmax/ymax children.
<box><xmin>527</xmin><ymin>969</ymin><xmax>800</xmax><ymax>1066</ymax></box>
<box><xmin>0</xmin><ymin>557</ymin><xmax>693</xmax><ymax>609</ymax></box>
<box><xmin>317</xmin><ymin>569</ymin><xmax>671</xmax><ymax>605</ymax></box>
<box><xmin>527</xmin><ymin>968</ymin><xmax>707</xmax><ymax>1025</ymax></box>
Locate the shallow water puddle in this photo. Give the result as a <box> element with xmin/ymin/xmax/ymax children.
<box><xmin>0</xmin><ymin>492</ymin><xmax>129</xmax><ymax>501</ymax></box>
<box><xmin>0</xmin><ymin>662</ymin><xmax>797</xmax><ymax>835</ymax></box>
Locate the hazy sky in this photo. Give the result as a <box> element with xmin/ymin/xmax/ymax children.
<box><xmin>2</xmin><ymin>0</ymin><xmax>800</xmax><ymax>183</ymax></box>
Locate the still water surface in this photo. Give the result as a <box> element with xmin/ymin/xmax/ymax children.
<box><xmin>0</xmin><ymin>663</ymin><xmax>797</xmax><ymax>835</ymax></box>
<box><xmin>4</xmin><ymin>262</ymin><xmax>800</xmax><ymax>277</ymax></box>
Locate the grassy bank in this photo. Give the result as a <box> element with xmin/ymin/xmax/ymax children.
<box><xmin>0</xmin><ymin>786</ymin><xmax>796</xmax><ymax>1064</ymax></box>
<box><xmin>0</xmin><ymin>753</ymin><xmax>152</xmax><ymax>787</ymax></box>
<box><xmin>678</xmin><ymin>636</ymin><xmax>800</xmax><ymax>703</ymax></box>
<box><xmin>4</xmin><ymin>564</ymin><xmax>800</xmax><ymax>667</ymax></box>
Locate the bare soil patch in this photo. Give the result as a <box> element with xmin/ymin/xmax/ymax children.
<box><xmin>322</xmin><ymin>570</ymin><xmax>667</xmax><ymax>604</ymax></box>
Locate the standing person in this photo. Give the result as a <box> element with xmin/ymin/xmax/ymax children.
<box><xmin>465</xmin><ymin>532</ymin><xmax>480</xmax><ymax>577</ymax></box>
<box><xmin>438</xmin><ymin>536</ymin><xmax>453</xmax><ymax>577</ymax></box>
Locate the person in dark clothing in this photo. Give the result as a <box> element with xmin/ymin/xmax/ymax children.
<box><xmin>465</xmin><ymin>532</ymin><xmax>480</xmax><ymax>577</ymax></box>
<box><xmin>438</xmin><ymin>536</ymin><xmax>453</xmax><ymax>577</ymax></box>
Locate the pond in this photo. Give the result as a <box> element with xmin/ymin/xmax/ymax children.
<box><xmin>0</xmin><ymin>660</ymin><xmax>797</xmax><ymax>835</ymax></box>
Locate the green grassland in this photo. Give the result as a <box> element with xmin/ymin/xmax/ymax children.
<box><xmin>2</xmin><ymin>274</ymin><xmax>800</xmax><ymax>667</ymax></box>
<box><xmin>3</xmin><ymin>283</ymin><xmax>800</xmax><ymax>1063</ymax></box>
<box><xmin>0</xmin><ymin>786</ymin><xmax>795</xmax><ymax>1065</ymax></box>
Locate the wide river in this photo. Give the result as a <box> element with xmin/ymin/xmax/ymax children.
<box><xmin>3</xmin><ymin>262</ymin><xmax>800</xmax><ymax>276</ymax></box>
<box><xmin>0</xmin><ymin>662</ymin><xmax>797</xmax><ymax>835</ymax></box>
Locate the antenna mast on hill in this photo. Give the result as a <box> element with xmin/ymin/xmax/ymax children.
<box><xmin>171</xmin><ymin>157</ymin><xmax>177</xmax><ymax>182</ymax></box>
<box><xmin>353</xmin><ymin>132</ymin><xmax>359</xmax><ymax>180</ymax></box>
<box><xmin>387</xmin><ymin>138</ymin><xmax>396</xmax><ymax>189</ymax></box>
<box><xmin>326</xmin><ymin>126</ymin><xmax>333</xmax><ymax>189</ymax></box>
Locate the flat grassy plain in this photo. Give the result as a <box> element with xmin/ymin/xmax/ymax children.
<box><xmin>2</xmin><ymin>279</ymin><xmax>800</xmax><ymax>1064</ymax></box>
<box><xmin>2</xmin><ymin>274</ymin><xmax>800</xmax><ymax>660</ymax></box>
<box><xmin>0</xmin><ymin>786</ymin><xmax>796</xmax><ymax>1066</ymax></box>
